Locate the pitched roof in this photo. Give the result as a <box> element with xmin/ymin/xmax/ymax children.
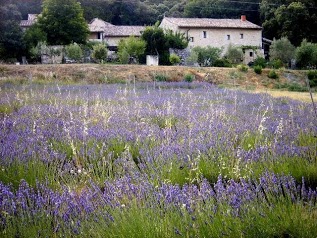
<box><xmin>163</xmin><ymin>17</ymin><xmax>262</xmax><ymax>30</ymax></box>
<box><xmin>89</xmin><ymin>18</ymin><xmax>114</xmax><ymax>32</ymax></box>
<box><xmin>104</xmin><ymin>26</ymin><xmax>145</xmax><ymax>37</ymax></box>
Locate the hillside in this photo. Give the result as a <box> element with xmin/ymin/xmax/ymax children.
<box><xmin>0</xmin><ymin>64</ymin><xmax>308</xmax><ymax>89</ymax></box>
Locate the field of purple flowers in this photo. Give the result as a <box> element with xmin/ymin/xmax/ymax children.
<box><xmin>1</xmin><ymin>81</ymin><xmax>317</xmax><ymax>237</ymax></box>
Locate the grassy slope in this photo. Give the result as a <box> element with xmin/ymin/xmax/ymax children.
<box><xmin>0</xmin><ymin>64</ymin><xmax>315</xmax><ymax>102</ymax></box>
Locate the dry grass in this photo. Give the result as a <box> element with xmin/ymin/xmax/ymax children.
<box><xmin>0</xmin><ymin>64</ymin><xmax>311</xmax><ymax>94</ymax></box>
<box><xmin>254</xmin><ymin>89</ymin><xmax>317</xmax><ymax>103</ymax></box>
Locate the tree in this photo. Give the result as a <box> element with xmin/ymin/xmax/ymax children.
<box><xmin>37</xmin><ymin>0</ymin><xmax>89</xmax><ymax>45</ymax></box>
<box><xmin>118</xmin><ymin>36</ymin><xmax>146</xmax><ymax>64</ymax></box>
<box><xmin>188</xmin><ymin>46</ymin><xmax>222</xmax><ymax>66</ymax></box>
<box><xmin>0</xmin><ymin>4</ymin><xmax>25</xmax><ymax>60</ymax></box>
<box><xmin>141</xmin><ymin>25</ymin><xmax>170</xmax><ymax>65</ymax></box>
<box><xmin>23</xmin><ymin>24</ymin><xmax>47</xmax><ymax>51</ymax></box>
<box><xmin>225</xmin><ymin>44</ymin><xmax>243</xmax><ymax>64</ymax></box>
<box><xmin>295</xmin><ymin>39</ymin><xmax>317</xmax><ymax>69</ymax></box>
<box><xmin>165</xmin><ymin>30</ymin><xmax>188</xmax><ymax>49</ymax></box>
<box><xmin>91</xmin><ymin>43</ymin><xmax>108</xmax><ymax>63</ymax></box>
<box><xmin>269</xmin><ymin>37</ymin><xmax>295</xmax><ymax>66</ymax></box>
<box><xmin>260</xmin><ymin>0</ymin><xmax>317</xmax><ymax>46</ymax></box>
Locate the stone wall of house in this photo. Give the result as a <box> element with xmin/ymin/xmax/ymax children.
<box><xmin>41</xmin><ymin>46</ymin><xmax>64</xmax><ymax>64</ymax></box>
<box><xmin>169</xmin><ymin>48</ymin><xmax>191</xmax><ymax>66</ymax></box>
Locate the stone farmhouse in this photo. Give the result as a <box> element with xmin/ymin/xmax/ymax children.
<box><xmin>88</xmin><ymin>18</ymin><xmax>145</xmax><ymax>51</ymax></box>
<box><xmin>20</xmin><ymin>14</ymin><xmax>264</xmax><ymax>64</ymax></box>
<box><xmin>160</xmin><ymin>16</ymin><xmax>264</xmax><ymax>64</ymax></box>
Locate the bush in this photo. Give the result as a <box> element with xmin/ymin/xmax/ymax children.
<box><xmin>189</xmin><ymin>46</ymin><xmax>222</xmax><ymax>67</ymax></box>
<box><xmin>118</xmin><ymin>36</ymin><xmax>146</xmax><ymax>64</ymax></box>
<box><xmin>92</xmin><ymin>43</ymin><xmax>108</xmax><ymax>63</ymax></box>
<box><xmin>213</xmin><ymin>58</ymin><xmax>232</xmax><ymax>67</ymax></box>
<box><xmin>237</xmin><ymin>64</ymin><xmax>248</xmax><ymax>72</ymax></box>
<box><xmin>254</xmin><ymin>65</ymin><xmax>262</xmax><ymax>74</ymax></box>
<box><xmin>253</xmin><ymin>57</ymin><xmax>267</xmax><ymax>68</ymax></box>
<box><xmin>225</xmin><ymin>44</ymin><xmax>243</xmax><ymax>64</ymax></box>
<box><xmin>295</xmin><ymin>39</ymin><xmax>317</xmax><ymax>69</ymax></box>
<box><xmin>184</xmin><ymin>74</ymin><xmax>194</xmax><ymax>82</ymax></box>
<box><xmin>169</xmin><ymin>54</ymin><xmax>181</xmax><ymax>65</ymax></box>
<box><xmin>65</xmin><ymin>43</ymin><xmax>83</xmax><ymax>62</ymax></box>
<box><xmin>269</xmin><ymin>59</ymin><xmax>284</xmax><ymax>69</ymax></box>
<box><xmin>155</xmin><ymin>74</ymin><xmax>168</xmax><ymax>82</ymax></box>
<box><xmin>307</xmin><ymin>70</ymin><xmax>317</xmax><ymax>87</ymax></box>
<box><xmin>268</xmin><ymin>69</ymin><xmax>279</xmax><ymax>79</ymax></box>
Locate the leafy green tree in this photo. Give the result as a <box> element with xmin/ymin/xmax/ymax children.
<box><xmin>295</xmin><ymin>39</ymin><xmax>317</xmax><ymax>69</ymax></box>
<box><xmin>92</xmin><ymin>43</ymin><xmax>108</xmax><ymax>63</ymax></box>
<box><xmin>65</xmin><ymin>43</ymin><xmax>83</xmax><ymax>62</ymax></box>
<box><xmin>261</xmin><ymin>0</ymin><xmax>317</xmax><ymax>46</ymax></box>
<box><xmin>118</xmin><ymin>36</ymin><xmax>146</xmax><ymax>64</ymax></box>
<box><xmin>0</xmin><ymin>4</ymin><xmax>25</xmax><ymax>60</ymax></box>
<box><xmin>225</xmin><ymin>44</ymin><xmax>243</xmax><ymax>64</ymax></box>
<box><xmin>37</xmin><ymin>0</ymin><xmax>89</xmax><ymax>45</ymax></box>
<box><xmin>165</xmin><ymin>30</ymin><xmax>188</xmax><ymax>49</ymax></box>
<box><xmin>269</xmin><ymin>37</ymin><xmax>295</xmax><ymax>66</ymax></box>
<box><xmin>23</xmin><ymin>24</ymin><xmax>47</xmax><ymax>52</ymax></box>
<box><xmin>141</xmin><ymin>25</ymin><xmax>170</xmax><ymax>65</ymax></box>
<box><xmin>188</xmin><ymin>46</ymin><xmax>222</xmax><ymax>67</ymax></box>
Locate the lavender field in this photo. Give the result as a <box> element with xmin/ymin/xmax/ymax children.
<box><xmin>0</xmin><ymin>81</ymin><xmax>317</xmax><ymax>237</ymax></box>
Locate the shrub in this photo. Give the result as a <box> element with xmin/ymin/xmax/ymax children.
<box><xmin>169</xmin><ymin>54</ymin><xmax>181</xmax><ymax>65</ymax></box>
<box><xmin>307</xmin><ymin>70</ymin><xmax>317</xmax><ymax>87</ymax></box>
<box><xmin>295</xmin><ymin>39</ymin><xmax>317</xmax><ymax>69</ymax></box>
<box><xmin>65</xmin><ymin>43</ymin><xmax>83</xmax><ymax>62</ymax></box>
<box><xmin>254</xmin><ymin>65</ymin><xmax>262</xmax><ymax>74</ymax></box>
<box><xmin>268</xmin><ymin>69</ymin><xmax>279</xmax><ymax>79</ymax></box>
<box><xmin>155</xmin><ymin>74</ymin><xmax>168</xmax><ymax>82</ymax></box>
<box><xmin>118</xmin><ymin>48</ymin><xmax>130</xmax><ymax>64</ymax></box>
<box><xmin>269</xmin><ymin>59</ymin><xmax>284</xmax><ymax>69</ymax></box>
<box><xmin>225</xmin><ymin>44</ymin><xmax>243</xmax><ymax>64</ymax></box>
<box><xmin>213</xmin><ymin>58</ymin><xmax>232</xmax><ymax>67</ymax></box>
<box><xmin>118</xmin><ymin>36</ymin><xmax>146</xmax><ymax>64</ymax></box>
<box><xmin>189</xmin><ymin>46</ymin><xmax>222</xmax><ymax>67</ymax></box>
<box><xmin>92</xmin><ymin>43</ymin><xmax>108</xmax><ymax>63</ymax></box>
<box><xmin>253</xmin><ymin>57</ymin><xmax>267</xmax><ymax>68</ymax></box>
<box><xmin>184</xmin><ymin>74</ymin><xmax>194</xmax><ymax>82</ymax></box>
<box><xmin>237</xmin><ymin>64</ymin><xmax>248</xmax><ymax>72</ymax></box>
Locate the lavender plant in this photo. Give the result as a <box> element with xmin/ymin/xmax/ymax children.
<box><xmin>0</xmin><ymin>81</ymin><xmax>316</xmax><ymax>237</ymax></box>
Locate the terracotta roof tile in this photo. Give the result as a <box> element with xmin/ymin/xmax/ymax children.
<box><xmin>163</xmin><ymin>17</ymin><xmax>262</xmax><ymax>29</ymax></box>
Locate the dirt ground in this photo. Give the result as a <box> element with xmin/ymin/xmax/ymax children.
<box><xmin>0</xmin><ymin>64</ymin><xmax>314</xmax><ymax>102</ymax></box>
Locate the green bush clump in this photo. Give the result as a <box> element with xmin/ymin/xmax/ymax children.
<box><xmin>253</xmin><ymin>57</ymin><xmax>267</xmax><ymax>68</ymax></box>
<box><xmin>268</xmin><ymin>70</ymin><xmax>279</xmax><ymax>79</ymax></box>
<box><xmin>237</xmin><ymin>64</ymin><xmax>248</xmax><ymax>72</ymax></box>
<box><xmin>184</xmin><ymin>74</ymin><xmax>194</xmax><ymax>82</ymax></box>
<box><xmin>155</xmin><ymin>74</ymin><xmax>168</xmax><ymax>82</ymax></box>
<box><xmin>169</xmin><ymin>54</ymin><xmax>181</xmax><ymax>65</ymax></box>
<box><xmin>213</xmin><ymin>58</ymin><xmax>232</xmax><ymax>67</ymax></box>
<box><xmin>254</xmin><ymin>65</ymin><xmax>262</xmax><ymax>74</ymax></box>
<box><xmin>307</xmin><ymin>70</ymin><xmax>317</xmax><ymax>87</ymax></box>
<box><xmin>269</xmin><ymin>59</ymin><xmax>283</xmax><ymax>69</ymax></box>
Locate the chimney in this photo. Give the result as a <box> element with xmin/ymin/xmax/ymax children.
<box><xmin>241</xmin><ymin>15</ymin><xmax>246</xmax><ymax>21</ymax></box>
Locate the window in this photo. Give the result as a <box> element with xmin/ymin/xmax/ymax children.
<box><xmin>250</xmin><ymin>52</ymin><xmax>253</xmax><ymax>57</ymax></box>
<box><xmin>98</xmin><ymin>32</ymin><xmax>102</xmax><ymax>39</ymax></box>
<box><xmin>189</xmin><ymin>37</ymin><xmax>194</xmax><ymax>42</ymax></box>
<box><xmin>240</xmin><ymin>33</ymin><xmax>244</xmax><ymax>39</ymax></box>
<box><xmin>203</xmin><ymin>31</ymin><xmax>207</xmax><ymax>38</ymax></box>
<box><xmin>227</xmin><ymin>35</ymin><xmax>230</xmax><ymax>40</ymax></box>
